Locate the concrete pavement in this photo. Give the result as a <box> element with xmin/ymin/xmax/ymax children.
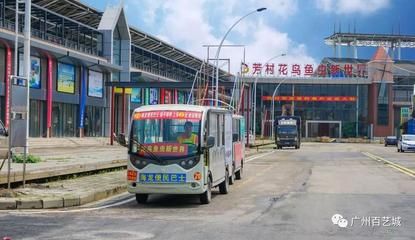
<box><xmin>1</xmin><ymin>142</ymin><xmax>414</xmax><ymax>239</ymax></box>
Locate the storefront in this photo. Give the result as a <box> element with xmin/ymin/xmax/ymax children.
<box><xmin>258</xmin><ymin>83</ymin><xmax>369</xmax><ymax>138</ymax></box>
<box><xmin>52</xmin><ymin>102</ymin><xmax>78</xmax><ymax>137</ymax></box>
<box><xmin>29</xmin><ymin>100</ymin><xmax>45</xmax><ymax>137</ymax></box>
<box><xmin>84</xmin><ymin>106</ymin><xmax>104</xmax><ymax>137</ymax></box>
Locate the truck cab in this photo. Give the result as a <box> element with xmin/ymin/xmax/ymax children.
<box><xmin>274</xmin><ymin>116</ymin><xmax>301</xmax><ymax>149</ymax></box>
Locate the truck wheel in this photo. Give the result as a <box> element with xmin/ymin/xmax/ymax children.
<box><xmin>200</xmin><ymin>176</ymin><xmax>212</xmax><ymax>204</ymax></box>
<box><xmin>401</xmin><ymin>147</ymin><xmax>404</xmax><ymax>153</ymax></box>
<box><xmin>219</xmin><ymin>169</ymin><xmax>229</xmax><ymax>194</ymax></box>
<box><xmin>135</xmin><ymin>194</ymin><xmax>148</xmax><ymax>204</ymax></box>
<box><xmin>295</xmin><ymin>145</ymin><xmax>299</xmax><ymax>149</ymax></box>
<box><xmin>235</xmin><ymin>162</ymin><xmax>243</xmax><ymax>180</ymax></box>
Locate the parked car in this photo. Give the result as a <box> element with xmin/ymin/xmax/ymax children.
<box><xmin>384</xmin><ymin>136</ymin><xmax>397</xmax><ymax>146</ymax></box>
<box><xmin>397</xmin><ymin>134</ymin><xmax>415</xmax><ymax>152</ymax></box>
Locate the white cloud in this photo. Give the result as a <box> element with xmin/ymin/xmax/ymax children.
<box><xmin>315</xmin><ymin>0</ymin><xmax>390</xmax><ymax>15</ymax></box>
<box><xmin>315</xmin><ymin>0</ymin><xmax>333</xmax><ymax>12</ymax></box>
<box><xmin>124</xmin><ymin>0</ymin><xmax>316</xmax><ymax>75</ymax></box>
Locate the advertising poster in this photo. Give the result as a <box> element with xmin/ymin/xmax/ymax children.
<box><xmin>178</xmin><ymin>91</ymin><xmax>185</xmax><ymax>104</ymax></box>
<box><xmin>131</xmin><ymin>88</ymin><xmax>142</xmax><ymax>104</ymax></box>
<box><xmin>164</xmin><ymin>90</ymin><xmax>172</xmax><ymax>104</ymax></box>
<box><xmin>57</xmin><ymin>63</ymin><xmax>75</xmax><ymax>93</ymax></box>
<box><xmin>88</xmin><ymin>70</ymin><xmax>103</xmax><ymax>98</ymax></box>
<box><xmin>18</xmin><ymin>54</ymin><xmax>41</xmax><ymax>89</ymax></box>
<box><xmin>149</xmin><ymin>88</ymin><xmax>158</xmax><ymax>105</ymax></box>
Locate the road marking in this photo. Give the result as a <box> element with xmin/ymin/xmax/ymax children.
<box><xmin>362</xmin><ymin>152</ymin><xmax>415</xmax><ymax>178</ymax></box>
<box><xmin>245</xmin><ymin>151</ymin><xmax>276</xmax><ymax>163</ymax></box>
<box><xmin>389</xmin><ymin>165</ymin><xmax>415</xmax><ymax>177</ymax></box>
<box><xmin>234</xmin><ymin>166</ymin><xmax>274</xmax><ymax>189</ymax></box>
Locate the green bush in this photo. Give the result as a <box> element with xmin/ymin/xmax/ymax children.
<box><xmin>12</xmin><ymin>154</ymin><xmax>41</xmax><ymax>163</ymax></box>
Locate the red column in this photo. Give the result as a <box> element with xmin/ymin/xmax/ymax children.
<box><xmin>160</xmin><ymin>88</ymin><xmax>165</xmax><ymax>104</ymax></box>
<box><xmin>46</xmin><ymin>56</ymin><xmax>53</xmax><ymax>137</ymax></box>
<box><xmin>4</xmin><ymin>46</ymin><xmax>11</xmax><ymax>129</ymax></box>
<box><xmin>110</xmin><ymin>87</ymin><xmax>115</xmax><ymax>145</ymax></box>
<box><xmin>121</xmin><ymin>88</ymin><xmax>125</xmax><ymax>134</ymax></box>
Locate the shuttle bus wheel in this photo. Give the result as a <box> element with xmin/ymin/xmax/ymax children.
<box><xmin>219</xmin><ymin>169</ymin><xmax>230</xmax><ymax>194</ymax></box>
<box><xmin>229</xmin><ymin>164</ymin><xmax>236</xmax><ymax>185</ymax></box>
<box><xmin>200</xmin><ymin>176</ymin><xmax>212</xmax><ymax>204</ymax></box>
<box><xmin>235</xmin><ymin>161</ymin><xmax>243</xmax><ymax>180</ymax></box>
<box><xmin>135</xmin><ymin>194</ymin><xmax>148</xmax><ymax>204</ymax></box>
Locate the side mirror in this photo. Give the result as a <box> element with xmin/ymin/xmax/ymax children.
<box><xmin>206</xmin><ymin>136</ymin><xmax>215</xmax><ymax>148</ymax></box>
<box><xmin>232</xmin><ymin>133</ymin><xmax>239</xmax><ymax>142</ymax></box>
<box><xmin>117</xmin><ymin>133</ymin><xmax>128</xmax><ymax>147</ymax></box>
<box><xmin>0</xmin><ymin>127</ymin><xmax>7</xmax><ymax>137</ymax></box>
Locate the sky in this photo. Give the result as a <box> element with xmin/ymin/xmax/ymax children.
<box><xmin>86</xmin><ymin>0</ymin><xmax>415</xmax><ymax>74</ymax></box>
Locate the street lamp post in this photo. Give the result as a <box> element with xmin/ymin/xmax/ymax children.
<box><xmin>252</xmin><ymin>53</ymin><xmax>286</xmax><ymax>142</ymax></box>
<box><xmin>270</xmin><ymin>77</ymin><xmax>288</xmax><ymax>139</ymax></box>
<box><xmin>214</xmin><ymin>7</ymin><xmax>266</xmax><ymax>106</ymax></box>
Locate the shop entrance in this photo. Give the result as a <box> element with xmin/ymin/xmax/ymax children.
<box><xmin>305</xmin><ymin>120</ymin><xmax>342</xmax><ymax>138</ymax></box>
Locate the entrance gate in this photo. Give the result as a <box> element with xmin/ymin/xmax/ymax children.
<box><xmin>305</xmin><ymin>120</ymin><xmax>342</xmax><ymax>139</ymax></box>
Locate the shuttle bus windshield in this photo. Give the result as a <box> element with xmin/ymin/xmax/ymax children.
<box><xmin>129</xmin><ymin>110</ymin><xmax>202</xmax><ymax>160</ymax></box>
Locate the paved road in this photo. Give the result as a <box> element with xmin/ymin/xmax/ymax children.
<box><xmin>1</xmin><ymin>143</ymin><xmax>414</xmax><ymax>240</ymax></box>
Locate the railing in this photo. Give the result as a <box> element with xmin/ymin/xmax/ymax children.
<box><xmin>131</xmin><ymin>61</ymin><xmax>197</xmax><ymax>82</ymax></box>
<box><xmin>1</xmin><ymin>19</ymin><xmax>102</xmax><ymax>57</ymax></box>
<box><xmin>393</xmin><ymin>96</ymin><xmax>412</xmax><ymax>102</ymax></box>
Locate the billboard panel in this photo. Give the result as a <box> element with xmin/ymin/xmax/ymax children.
<box><xmin>57</xmin><ymin>63</ymin><xmax>75</xmax><ymax>94</ymax></box>
<box><xmin>88</xmin><ymin>70</ymin><xmax>103</xmax><ymax>98</ymax></box>
<box><xmin>18</xmin><ymin>54</ymin><xmax>41</xmax><ymax>89</ymax></box>
<box><xmin>131</xmin><ymin>88</ymin><xmax>142</xmax><ymax>104</ymax></box>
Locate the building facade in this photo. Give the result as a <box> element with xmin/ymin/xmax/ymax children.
<box><xmin>244</xmin><ymin>47</ymin><xmax>415</xmax><ymax>139</ymax></box>
<box><xmin>0</xmin><ymin>0</ymin><xmax>228</xmax><ymax>138</ymax></box>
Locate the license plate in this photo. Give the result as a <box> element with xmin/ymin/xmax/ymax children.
<box><xmin>139</xmin><ymin>173</ymin><xmax>186</xmax><ymax>184</ymax></box>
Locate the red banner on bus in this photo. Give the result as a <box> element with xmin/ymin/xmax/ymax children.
<box><xmin>133</xmin><ymin>111</ymin><xmax>202</xmax><ymax>120</ymax></box>
<box><xmin>140</xmin><ymin>143</ymin><xmax>189</xmax><ymax>157</ymax></box>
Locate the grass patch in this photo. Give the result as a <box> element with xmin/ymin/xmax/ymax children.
<box><xmin>12</xmin><ymin>154</ymin><xmax>42</xmax><ymax>163</ymax></box>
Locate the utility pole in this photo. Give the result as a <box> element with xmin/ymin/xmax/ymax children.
<box><xmin>22</xmin><ymin>0</ymin><xmax>31</xmax><ymax>188</ymax></box>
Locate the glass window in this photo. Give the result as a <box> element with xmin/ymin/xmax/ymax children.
<box><xmin>129</xmin><ymin>112</ymin><xmax>202</xmax><ymax>159</ymax></box>
<box><xmin>0</xmin><ymin>97</ymin><xmax>4</xmax><ymax>124</ymax></box>
<box><xmin>113</xmin><ymin>26</ymin><xmax>122</xmax><ymax>66</ymax></box>
<box><xmin>377</xmin><ymin>84</ymin><xmax>389</xmax><ymax>126</ymax></box>
<box><xmin>52</xmin><ymin>103</ymin><xmax>77</xmax><ymax>137</ymax></box>
<box><xmin>84</xmin><ymin>106</ymin><xmax>104</xmax><ymax>137</ymax></box>
<box><xmin>209</xmin><ymin>113</ymin><xmax>218</xmax><ymax>146</ymax></box>
<box><xmin>29</xmin><ymin>100</ymin><xmax>44</xmax><ymax>137</ymax></box>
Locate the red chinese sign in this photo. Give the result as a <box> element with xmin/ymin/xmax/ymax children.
<box><xmin>133</xmin><ymin>111</ymin><xmax>202</xmax><ymax>120</ymax></box>
<box><xmin>141</xmin><ymin>143</ymin><xmax>188</xmax><ymax>157</ymax></box>
<box><xmin>261</xmin><ymin>96</ymin><xmax>357</xmax><ymax>102</ymax></box>
<box><xmin>242</xmin><ymin>63</ymin><xmax>367</xmax><ymax>78</ymax></box>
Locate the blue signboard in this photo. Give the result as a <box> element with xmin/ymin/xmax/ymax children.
<box><xmin>408</xmin><ymin>119</ymin><xmax>415</xmax><ymax>134</ymax></box>
<box><xmin>79</xmin><ymin>66</ymin><xmax>87</xmax><ymax>129</ymax></box>
<box><xmin>139</xmin><ymin>173</ymin><xmax>186</xmax><ymax>183</ymax></box>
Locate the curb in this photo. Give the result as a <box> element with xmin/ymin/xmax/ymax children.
<box><xmin>0</xmin><ymin>159</ymin><xmax>127</xmax><ymax>185</ymax></box>
<box><xmin>0</xmin><ymin>184</ymin><xmax>127</xmax><ymax>210</ymax></box>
